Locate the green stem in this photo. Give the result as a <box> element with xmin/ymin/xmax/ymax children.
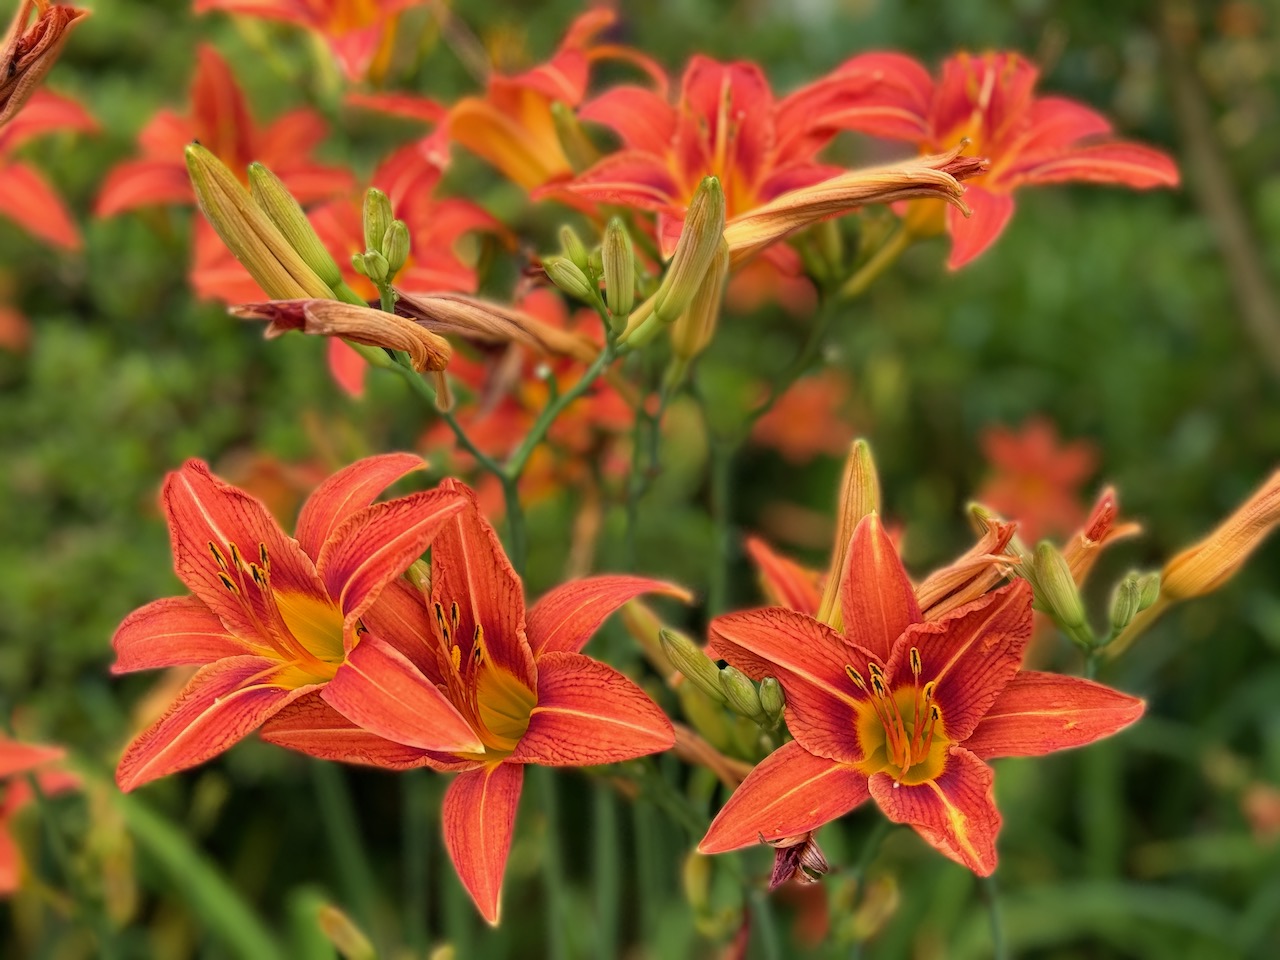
<box><xmin>534</xmin><ymin>766</ymin><xmax>571</xmax><ymax>960</ymax></box>
<box><xmin>750</xmin><ymin>889</ymin><xmax>783</xmax><ymax>960</ymax></box>
<box><xmin>980</xmin><ymin>873</ymin><xmax>1008</xmax><ymax>960</ymax></box>
<box><xmin>402</xmin><ymin>771</ymin><xmax>432</xmax><ymax>954</ymax></box>
<box><xmin>311</xmin><ymin>761</ymin><xmax>380</xmax><ymax>946</ymax></box>
<box><xmin>848</xmin><ymin>819</ymin><xmax>893</xmax><ymax>960</ymax></box>
<box><xmin>835</xmin><ymin>225</ymin><xmax>911</xmax><ymax>302</ymax></box>
<box><xmin>593</xmin><ymin>786</ymin><xmax>621</xmax><ymax>960</ymax></box>
<box><xmin>707</xmin><ymin>435</ymin><xmax>735</xmax><ymax>618</ymax></box>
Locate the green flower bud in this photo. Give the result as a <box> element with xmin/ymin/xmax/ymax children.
<box><xmin>652</xmin><ymin>176</ymin><xmax>725</xmax><ymax>324</ymax></box>
<box><xmin>1136</xmin><ymin>572</ymin><xmax>1161</xmax><ymax>610</ymax></box>
<box><xmin>759</xmin><ymin>676</ymin><xmax>785</xmax><ymax>727</ymax></box>
<box><xmin>719</xmin><ymin>665</ymin><xmax>764</xmax><ymax>722</ymax></box>
<box><xmin>544</xmin><ymin>255</ymin><xmax>597</xmax><ymax>303</ymax></box>
<box><xmin>383</xmin><ymin>219</ymin><xmax>410</xmax><ymax>276</ymax></box>
<box><xmin>601</xmin><ymin>217</ymin><xmax>635</xmax><ymax>321</ymax></box>
<box><xmin>1033</xmin><ymin>541</ymin><xmax>1089</xmax><ymax>642</ymax></box>
<box><xmin>247</xmin><ymin>162</ymin><xmax>343</xmax><ymax>290</ymax></box>
<box><xmin>659</xmin><ymin>629</ymin><xmax>726</xmax><ymax>705</ymax></box>
<box><xmin>559</xmin><ymin>225</ymin><xmax>590</xmax><ymax>273</ymax></box>
<box><xmin>362</xmin><ymin>187</ymin><xmax>393</xmax><ymax>256</ymax></box>
<box><xmin>1109</xmin><ymin>574</ymin><xmax>1141</xmax><ymax>633</ymax></box>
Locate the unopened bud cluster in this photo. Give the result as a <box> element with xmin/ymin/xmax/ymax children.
<box><xmin>542</xmin><ymin>220</ymin><xmax>640</xmax><ymax>336</ymax></box>
<box><xmin>353</xmin><ymin>188</ymin><xmax>410</xmax><ymax>287</ymax></box>
<box><xmin>659</xmin><ymin>629</ymin><xmax>784</xmax><ymax>729</ymax></box>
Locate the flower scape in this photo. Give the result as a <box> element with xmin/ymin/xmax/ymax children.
<box><xmin>3</xmin><ymin>2</ymin><xmax>1280</xmax><ymax>958</ymax></box>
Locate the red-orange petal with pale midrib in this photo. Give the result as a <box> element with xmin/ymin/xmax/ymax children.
<box><xmin>699</xmin><ymin>740</ymin><xmax>870</xmax><ymax>854</ymax></box>
<box><xmin>963</xmin><ymin>671</ymin><xmax>1145</xmax><ymax>760</ymax></box>
<box><xmin>840</xmin><ymin>514</ymin><xmax>921</xmax><ymax>662</ymax></box>
<box><xmin>321</xmin><ymin>634</ymin><xmax>482</xmax><ymax>753</ymax></box>
<box><xmin>510</xmin><ymin>651</ymin><xmax>672</xmax><ymax>766</ymax></box>
<box><xmin>260</xmin><ymin>693</ymin><xmax>478</xmax><ymax>772</ymax></box>
<box><xmin>708</xmin><ymin>607</ymin><xmax>871</xmax><ymax>765</ymax></box>
<box><xmin>525</xmin><ymin>575</ymin><xmax>691</xmax><ymax>656</ymax></box>
<box><xmin>295</xmin><ymin>453</ymin><xmax>425</xmax><ymax>559</ymax></box>
<box><xmin>945</xmin><ymin>185</ymin><xmax>1016</xmax><ymax>269</ymax></box>
<box><xmin>885</xmin><ymin>580</ymin><xmax>1032</xmax><ymax>743</ymax></box>
<box><xmin>111</xmin><ymin>595</ymin><xmax>265</xmax><ymax>674</ymax></box>
<box><xmin>116</xmin><ymin>656</ymin><xmax>313</xmax><ymax>791</ymax></box>
<box><xmin>868</xmin><ymin>745</ymin><xmax>1000</xmax><ymax>875</ymax></box>
<box><xmin>743</xmin><ymin>536</ymin><xmax>822</xmax><ymax>616</ymax></box>
<box><xmin>443</xmin><ymin>762</ymin><xmax>525</xmax><ymax>925</ymax></box>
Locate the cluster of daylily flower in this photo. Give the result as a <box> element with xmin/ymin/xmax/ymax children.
<box><xmin>7</xmin><ymin>0</ymin><xmax>1280</xmax><ymax>948</ymax></box>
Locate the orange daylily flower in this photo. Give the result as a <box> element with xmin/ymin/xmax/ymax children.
<box><xmin>829</xmin><ymin>50</ymin><xmax>1180</xmax><ymax>267</ymax></box>
<box><xmin>0</xmin><ymin>0</ymin><xmax>88</xmax><ymax>128</ymax></box>
<box><xmin>260</xmin><ymin>482</ymin><xmax>680</xmax><ymax>923</ymax></box>
<box><xmin>750</xmin><ymin>370</ymin><xmax>857</xmax><ymax>465</ymax></box>
<box><xmin>0</xmin><ymin>88</ymin><xmax>95</xmax><ymax>249</ymax></box>
<box><xmin>447</xmin><ymin>8</ymin><xmax>666</xmax><ymax>191</ymax></box>
<box><xmin>0</xmin><ymin>734</ymin><xmax>78</xmax><ymax>895</ymax></box>
<box><xmin>699</xmin><ymin>515</ymin><xmax>1144</xmax><ymax>875</ymax></box>
<box><xmin>111</xmin><ymin>454</ymin><xmax>471</xmax><ymax>791</ymax></box>
<box><xmin>309</xmin><ymin>143</ymin><xmax>499</xmax><ymax>395</ymax></box>
<box><xmin>194</xmin><ymin>0</ymin><xmax>422</xmax><ymax>82</ymax></box>
<box><xmin>96</xmin><ymin>44</ymin><xmax>354</xmax><ymax>301</ymax></box>
<box><xmin>977</xmin><ymin>417</ymin><xmax>1098</xmax><ymax>544</ymax></box>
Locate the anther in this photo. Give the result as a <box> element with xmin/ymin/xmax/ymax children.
<box><xmin>229</xmin><ymin>542</ymin><xmax>244</xmax><ymax>571</ymax></box>
<box><xmin>208</xmin><ymin>541</ymin><xmax>228</xmax><ymax>570</ymax></box>
<box><xmin>217</xmin><ymin>571</ymin><xmax>239</xmax><ymax>594</ymax></box>
<box><xmin>249</xmin><ymin>563</ymin><xmax>267</xmax><ymax>587</ymax></box>
<box><xmin>450</xmin><ymin>645</ymin><xmax>461</xmax><ymax>672</ymax></box>
<box><xmin>451</xmin><ymin>601</ymin><xmax>460</xmax><ymax>634</ymax></box>
<box><xmin>258</xmin><ymin>543</ymin><xmax>269</xmax><ymax>570</ymax></box>
<box><xmin>909</xmin><ymin>647</ymin><xmax>922</xmax><ymax>678</ymax></box>
<box><xmin>844</xmin><ymin>665</ymin><xmax>866</xmax><ymax>690</ymax></box>
<box><xmin>870</xmin><ymin>674</ymin><xmax>887</xmax><ymax>698</ymax></box>
<box><xmin>434</xmin><ymin>602</ymin><xmax>450</xmax><ymax>643</ymax></box>
<box><xmin>922</xmin><ymin>680</ymin><xmax>936</xmax><ymax>703</ymax></box>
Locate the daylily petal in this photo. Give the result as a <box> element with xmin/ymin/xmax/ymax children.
<box><xmin>840</xmin><ymin>514</ymin><xmax>922</xmax><ymax>662</ymax></box>
<box><xmin>321</xmin><ymin>633</ymin><xmax>483</xmax><ymax>753</ymax></box>
<box><xmin>0</xmin><ymin>89</ymin><xmax>95</xmax><ymax>153</ymax></box>
<box><xmin>699</xmin><ymin>740</ymin><xmax>870</xmax><ymax>853</ymax></box>
<box><xmin>316</xmin><ymin>488</ymin><xmax>467</xmax><ymax>642</ymax></box>
<box><xmin>95</xmin><ymin>158</ymin><xmax>193</xmax><ymax>215</ymax></box>
<box><xmin>111</xmin><ymin>595</ymin><xmax>266</xmax><ymax>674</ymax></box>
<box><xmin>260</xmin><ymin>692</ymin><xmax>478</xmax><ymax>772</ymax></box>
<box><xmin>743</xmin><ymin>535</ymin><xmax>822</xmax><ymax>616</ymax></box>
<box><xmin>869</xmin><ymin>745</ymin><xmax>1000</xmax><ymax>875</ymax></box>
<box><xmin>550</xmin><ymin>150</ymin><xmax>683</xmax><ymax>212</ymax></box>
<box><xmin>295</xmin><ymin>453</ymin><xmax>426</xmax><ymax>560</ymax></box>
<box><xmin>0</xmin><ymin>828</ymin><xmax>18</xmax><ymax>895</ymax></box>
<box><xmin>578</xmin><ymin>85</ymin><xmax>676</xmax><ymax>153</ymax></box>
<box><xmin>257</xmin><ymin>108</ymin><xmax>329</xmax><ymax>163</ymax></box>
<box><xmin>344</xmin><ymin>91</ymin><xmax>447</xmax><ymax>126</ymax></box>
<box><xmin>448</xmin><ymin>94</ymin><xmax>568</xmax><ymax>192</ymax></box>
<box><xmin>1017</xmin><ymin>97</ymin><xmax>1112</xmax><ymax>157</ymax></box>
<box><xmin>163</xmin><ymin>459</ymin><xmax>328</xmax><ymax>640</ymax></box>
<box><xmin>885</xmin><ymin>581</ymin><xmax>1033</xmax><ymax>744</ymax></box>
<box><xmin>526</xmin><ymin>575</ymin><xmax>690</xmax><ymax>657</ymax></box>
<box><xmin>964</xmin><ymin>671</ymin><xmax>1144</xmax><ymax>759</ymax></box>
<box><xmin>0</xmin><ymin>738</ymin><xmax>64</xmax><ymax>779</ymax></box>
<box><xmin>1017</xmin><ymin>141</ymin><xmax>1179</xmax><ymax>190</ymax></box>
<box><xmin>509</xmin><ymin>651</ymin><xmax>673</xmax><ymax>766</ymax></box>
<box><xmin>359</xmin><ymin>578</ymin><xmax>440</xmax><ymax>681</ymax></box>
<box><xmin>327</xmin><ymin>338</ymin><xmax>366</xmax><ymax>398</ymax></box>
<box><xmin>709</xmin><ymin>607</ymin><xmax>870</xmax><ymax>764</ymax></box>
<box><xmin>429</xmin><ymin>482</ymin><xmax>537</xmax><ymax>688</ymax></box>
<box><xmin>945</xmin><ymin>185</ymin><xmax>1015</xmax><ymax>269</ymax></box>
<box><xmin>443</xmin><ymin>762</ymin><xmax>525</xmax><ymax>925</ymax></box>
<box><xmin>116</xmin><ymin>656</ymin><xmax>313</xmax><ymax>791</ymax></box>
<box><xmin>0</xmin><ymin>161</ymin><xmax>80</xmax><ymax>249</ymax></box>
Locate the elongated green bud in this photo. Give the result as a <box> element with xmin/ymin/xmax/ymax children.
<box><xmin>362</xmin><ymin>187</ymin><xmax>393</xmax><ymax>256</ymax></box>
<box><xmin>719</xmin><ymin>665</ymin><xmax>764</xmax><ymax>722</ymax></box>
<box><xmin>383</xmin><ymin>219</ymin><xmax>410</xmax><ymax>276</ymax></box>
<box><xmin>544</xmin><ymin>255</ymin><xmax>596</xmax><ymax>303</ymax></box>
<box><xmin>601</xmin><ymin>217</ymin><xmax>635</xmax><ymax>320</ymax></box>
<box><xmin>659</xmin><ymin>629</ymin><xmax>726</xmax><ymax>705</ymax></box>
<box><xmin>185</xmin><ymin>144</ymin><xmax>332</xmax><ymax>300</ymax></box>
<box><xmin>559</xmin><ymin>225</ymin><xmax>590</xmax><ymax>273</ymax></box>
<box><xmin>652</xmin><ymin>177</ymin><xmax>725</xmax><ymax>324</ymax></box>
<box><xmin>1136</xmin><ymin>572</ymin><xmax>1161</xmax><ymax>610</ymax></box>
<box><xmin>759</xmin><ymin>676</ymin><xmax>785</xmax><ymax>727</ymax></box>
<box><xmin>247</xmin><ymin>162</ymin><xmax>343</xmax><ymax>289</ymax></box>
<box><xmin>1033</xmin><ymin>542</ymin><xmax>1089</xmax><ymax>644</ymax></box>
<box><xmin>1109</xmin><ymin>574</ymin><xmax>1141</xmax><ymax>634</ymax></box>
<box><xmin>671</xmin><ymin>238</ymin><xmax>728</xmax><ymax>361</ymax></box>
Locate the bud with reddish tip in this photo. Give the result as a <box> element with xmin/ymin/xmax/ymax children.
<box><xmin>816</xmin><ymin>439</ymin><xmax>881</xmax><ymax>629</ymax></box>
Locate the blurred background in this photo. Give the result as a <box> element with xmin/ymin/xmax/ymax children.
<box><xmin>1</xmin><ymin>0</ymin><xmax>1278</xmax><ymax>957</ymax></box>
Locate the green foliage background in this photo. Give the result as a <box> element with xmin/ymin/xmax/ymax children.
<box><xmin>1</xmin><ymin>0</ymin><xmax>1278</xmax><ymax>957</ymax></box>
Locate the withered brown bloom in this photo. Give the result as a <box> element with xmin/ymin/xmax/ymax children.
<box><xmin>0</xmin><ymin>1</ymin><xmax>88</xmax><ymax>128</ymax></box>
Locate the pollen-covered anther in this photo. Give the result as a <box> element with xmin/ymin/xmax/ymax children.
<box><xmin>844</xmin><ymin>664</ymin><xmax>867</xmax><ymax>691</ymax></box>
<box><xmin>909</xmin><ymin>646</ymin><xmax>922</xmax><ymax>678</ymax></box>
<box><xmin>216</xmin><ymin>571</ymin><xmax>238</xmax><ymax>594</ymax></box>
<box><xmin>208</xmin><ymin>541</ymin><xmax>228</xmax><ymax>570</ymax></box>
<box><xmin>434</xmin><ymin>602</ymin><xmax>451</xmax><ymax>644</ymax></box>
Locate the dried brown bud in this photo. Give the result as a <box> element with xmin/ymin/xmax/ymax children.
<box><xmin>0</xmin><ymin>1</ymin><xmax>88</xmax><ymax>128</ymax></box>
<box><xmin>395</xmin><ymin>290</ymin><xmax>596</xmax><ymax>363</ymax></box>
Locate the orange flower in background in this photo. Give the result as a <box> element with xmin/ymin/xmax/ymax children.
<box><xmin>831</xmin><ymin>51</ymin><xmax>1180</xmax><ymax>267</ymax></box>
<box><xmin>194</xmin><ymin>0</ymin><xmax>424</xmax><ymax>82</ymax></box>
<box><xmin>111</xmin><ymin>454</ymin><xmax>472</xmax><ymax>790</ymax></box>
<box><xmin>751</xmin><ymin>370</ymin><xmax>856</xmax><ymax>465</ymax></box>
<box><xmin>700</xmin><ymin>515</ymin><xmax>1144</xmax><ymax>875</ymax></box>
<box><xmin>978</xmin><ymin>417</ymin><xmax>1097</xmax><ymax>544</ymax></box>
<box><xmin>0</xmin><ymin>0</ymin><xmax>89</xmax><ymax>127</ymax></box>
<box><xmin>447</xmin><ymin>8</ymin><xmax>666</xmax><ymax>191</ymax></box>
<box><xmin>261</xmin><ymin>483</ymin><xmax>681</xmax><ymax>923</ymax></box>
<box><xmin>96</xmin><ymin>45</ymin><xmax>353</xmax><ymax>301</ymax></box>
<box><xmin>1</xmin><ymin>734</ymin><xmax>77</xmax><ymax>895</ymax></box>
<box><xmin>309</xmin><ymin>144</ymin><xmax>500</xmax><ymax>394</ymax></box>
<box><xmin>0</xmin><ymin>88</ymin><xmax>95</xmax><ymax>249</ymax></box>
